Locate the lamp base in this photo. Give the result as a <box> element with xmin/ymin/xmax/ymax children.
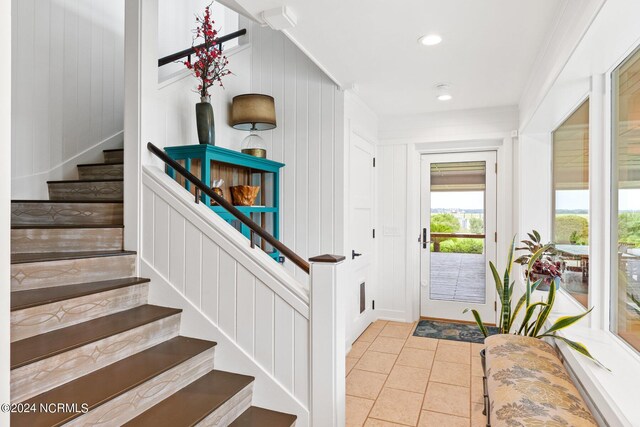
<box><xmin>241</xmin><ymin>148</ymin><xmax>267</xmax><ymax>158</ymax></box>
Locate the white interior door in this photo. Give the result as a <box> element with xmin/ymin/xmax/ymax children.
<box><xmin>348</xmin><ymin>133</ymin><xmax>376</xmax><ymax>343</ymax></box>
<box><xmin>420</xmin><ymin>151</ymin><xmax>497</xmax><ymax>322</ymax></box>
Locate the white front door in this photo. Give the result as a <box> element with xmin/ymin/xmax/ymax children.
<box><xmin>420</xmin><ymin>151</ymin><xmax>497</xmax><ymax>322</ymax></box>
<box><xmin>348</xmin><ymin>132</ymin><xmax>376</xmax><ymax>343</ymax></box>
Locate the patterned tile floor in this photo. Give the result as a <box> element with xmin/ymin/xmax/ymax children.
<box><xmin>346</xmin><ymin>320</ymin><xmax>486</xmax><ymax>427</ymax></box>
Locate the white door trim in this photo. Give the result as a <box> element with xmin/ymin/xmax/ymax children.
<box><xmin>405</xmin><ymin>138</ymin><xmax>515</xmax><ymax>325</ymax></box>
<box><xmin>419</xmin><ymin>151</ymin><xmax>497</xmax><ymax>321</ymax></box>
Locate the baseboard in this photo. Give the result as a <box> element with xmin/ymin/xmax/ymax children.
<box><xmin>11</xmin><ymin>131</ymin><xmax>124</xmax><ymax>199</ymax></box>
<box><xmin>374</xmin><ymin>309</ymin><xmax>415</xmax><ymax>324</ymax></box>
<box><xmin>141</xmin><ymin>259</ymin><xmax>310</xmax><ymax>427</ymax></box>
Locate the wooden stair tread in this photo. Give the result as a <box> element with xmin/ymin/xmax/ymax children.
<box><xmin>47</xmin><ymin>179</ymin><xmax>124</xmax><ymax>184</ymax></box>
<box><xmin>230</xmin><ymin>407</ymin><xmax>297</xmax><ymax>427</ymax></box>
<box><xmin>11</xmin><ymin>277</ymin><xmax>150</xmax><ymax>311</ymax></box>
<box><xmin>77</xmin><ymin>162</ymin><xmax>124</xmax><ymax>167</ymax></box>
<box><xmin>11</xmin><ymin>336</ymin><xmax>216</xmax><ymax>427</ymax></box>
<box><xmin>11</xmin><ymin>305</ymin><xmax>181</xmax><ymax>369</ymax></box>
<box><xmin>123</xmin><ymin>370</ymin><xmax>255</xmax><ymax>426</ymax></box>
<box><xmin>11</xmin><ymin>250</ymin><xmax>136</xmax><ymax>264</ymax></box>
<box><xmin>103</xmin><ymin>148</ymin><xmax>124</xmax><ymax>152</ymax></box>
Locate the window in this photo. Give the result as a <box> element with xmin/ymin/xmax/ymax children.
<box><xmin>612</xmin><ymin>47</ymin><xmax>640</xmax><ymax>352</ymax></box>
<box><xmin>552</xmin><ymin>100</ymin><xmax>590</xmax><ymax>307</ymax></box>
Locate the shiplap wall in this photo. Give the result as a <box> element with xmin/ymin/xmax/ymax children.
<box><xmin>152</xmin><ymin>16</ymin><xmax>345</xmax><ymax>282</ymax></box>
<box><xmin>11</xmin><ymin>0</ymin><xmax>125</xmax><ymax>198</ymax></box>
<box><xmin>141</xmin><ymin>168</ymin><xmax>310</xmax><ymax>409</ymax></box>
<box><xmin>245</xmin><ymin>18</ymin><xmax>345</xmax><ymax>281</ymax></box>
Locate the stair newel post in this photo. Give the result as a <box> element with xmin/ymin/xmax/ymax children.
<box><xmin>309</xmin><ymin>254</ymin><xmax>347</xmax><ymax>427</ymax></box>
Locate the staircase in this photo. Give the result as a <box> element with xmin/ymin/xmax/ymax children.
<box><xmin>10</xmin><ymin>148</ymin><xmax>297</xmax><ymax>426</ymax></box>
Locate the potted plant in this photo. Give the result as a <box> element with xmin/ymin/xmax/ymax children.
<box><xmin>183</xmin><ymin>3</ymin><xmax>232</xmax><ymax>145</ymax></box>
<box><xmin>464</xmin><ymin>235</ymin><xmax>604</xmax><ymax>369</ymax></box>
<box><xmin>515</xmin><ymin>230</ymin><xmax>565</xmax><ymax>291</ymax></box>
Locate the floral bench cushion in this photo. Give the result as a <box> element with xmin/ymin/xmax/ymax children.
<box><xmin>485</xmin><ymin>334</ymin><xmax>596</xmax><ymax>427</ymax></box>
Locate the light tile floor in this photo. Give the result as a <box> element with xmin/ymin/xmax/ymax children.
<box><xmin>346</xmin><ymin>320</ymin><xmax>486</xmax><ymax>427</ymax></box>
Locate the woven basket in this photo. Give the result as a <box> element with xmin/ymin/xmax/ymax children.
<box><xmin>230</xmin><ymin>185</ymin><xmax>260</xmax><ymax>206</ymax></box>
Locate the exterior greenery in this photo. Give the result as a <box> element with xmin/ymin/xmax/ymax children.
<box><xmin>430</xmin><ymin>213</ymin><xmax>484</xmax><ymax>254</ymax></box>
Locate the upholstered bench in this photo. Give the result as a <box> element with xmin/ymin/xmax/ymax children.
<box><xmin>483</xmin><ymin>334</ymin><xmax>596</xmax><ymax>427</ymax></box>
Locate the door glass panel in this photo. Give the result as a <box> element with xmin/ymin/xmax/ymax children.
<box><xmin>612</xmin><ymin>46</ymin><xmax>640</xmax><ymax>352</ymax></box>
<box><xmin>430</xmin><ymin>161</ymin><xmax>486</xmax><ymax>303</ymax></box>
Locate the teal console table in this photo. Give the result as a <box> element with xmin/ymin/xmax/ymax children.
<box><xmin>164</xmin><ymin>144</ymin><xmax>284</xmax><ymax>261</ymax></box>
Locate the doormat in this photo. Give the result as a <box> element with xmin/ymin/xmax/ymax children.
<box><xmin>413</xmin><ymin>319</ymin><xmax>499</xmax><ymax>344</ymax></box>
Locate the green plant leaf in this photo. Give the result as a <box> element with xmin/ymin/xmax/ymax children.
<box><xmin>464</xmin><ymin>308</ymin><xmax>489</xmax><ymax>338</ymax></box>
<box><xmin>539</xmin><ymin>334</ymin><xmax>609</xmax><ymax>370</ymax></box>
<box><xmin>490</xmin><ymin>261</ymin><xmax>503</xmax><ymax>297</ymax></box>
<box><xmin>540</xmin><ymin>308</ymin><xmax>593</xmax><ymax>337</ymax></box>
<box><xmin>509</xmin><ymin>293</ymin><xmax>527</xmax><ymax>331</ymax></box>
<box><xmin>533</xmin><ymin>230</ymin><xmax>541</xmax><ymax>242</ymax></box>
<box><xmin>517</xmin><ymin>302</ymin><xmax>548</xmax><ymax>335</ymax></box>
<box><xmin>532</xmin><ymin>282</ymin><xmax>556</xmax><ymax>337</ymax></box>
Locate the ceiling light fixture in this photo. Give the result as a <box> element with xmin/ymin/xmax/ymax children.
<box><xmin>436</xmin><ymin>84</ymin><xmax>452</xmax><ymax>101</ymax></box>
<box><xmin>418</xmin><ymin>34</ymin><xmax>442</xmax><ymax>46</ymax></box>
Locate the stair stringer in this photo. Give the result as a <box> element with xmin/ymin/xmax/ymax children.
<box><xmin>140</xmin><ymin>166</ymin><xmax>310</xmax><ymax>427</ymax></box>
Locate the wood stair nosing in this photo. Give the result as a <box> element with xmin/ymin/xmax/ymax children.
<box><xmin>123</xmin><ymin>370</ymin><xmax>255</xmax><ymax>427</ymax></box>
<box><xmin>11</xmin><ymin>224</ymin><xmax>125</xmax><ymax>229</ymax></box>
<box><xmin>11</xmin><ymin>250</ymin><xmax>137</xmax><ymax>265</ymax></box>
<box><xmin>230</xmin><ymin>406</ymin><xmax>298</xmax><ymax>427</ymax></box>
<box><xmin>10</xmin><ymin>277</ymin><xmax>150</xmax><ymax>311</ymax></box>
<box><xmin>11</xmin><ymin>304</ymin><xmax>181</xmax><ymax>369</ymax></box>
<box><xmin>10</xmin><ymin>336</ymin><xmax>217</xmax><ymax>427</ymax></box>
<box><xmin>76</xmin><ymin>162</ymin><xmax>124</xmax><ymax>168</ymax></box>
<box><xmin>46</xmin><ymin>179</ymin><xmax>124</xmax><ymax>184</ymax></box>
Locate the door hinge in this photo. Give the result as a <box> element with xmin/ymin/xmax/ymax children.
<box><xmin>495</xmin><ymin>163</ymin><xmax>497</xmax><ymax>174</ymax></box>
<box><xmin>494</xmin><ymin>301</ymin><xmax>497</xmax><ymax>311</ymax></box>
<box><xmin>373</xmin><ymin>229</ymin><xmax>376</xmax><ymax>238</ymax></box>
<box><xmin>372</xmin><ymin>300</ymin><xmax>375</xmax><ymax>310</ymax></box>
<box><xmin>373</xmin><ymin>157</ymin><xmax>376</xmax><ymax>167</ymax></box>
<box><xmin>495</xmin><ymin>232</ymin><xmax>497</xmax><ymax>243</ymax></box>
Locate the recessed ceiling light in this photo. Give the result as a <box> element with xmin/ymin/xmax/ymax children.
<box><xmin>418</xmin><ymin>34</ymin><xmax>442</xmax><ymax>46</ymax></box>
<box><xmin>436</xmin><ymin>84</ymin><xmax>452</xmax><ymax>101</ymax></box>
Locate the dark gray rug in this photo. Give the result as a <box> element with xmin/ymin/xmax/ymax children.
<box><xmin>413</xmin><ymin>319</ymin><xmax>499</xmax><ymax>344</ymax></box>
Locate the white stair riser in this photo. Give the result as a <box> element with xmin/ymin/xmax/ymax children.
<box><xmin>11</xmin><ymin>227</ymin><xmax>123</xmax><ymax>254</ymax></box>
<box><xmin>66</xmin><ymin>348</ymin><xmax>216</xmax><ymax>426</ymax></box>
<box><xmin>78</xmin><ymin>164</ymin><xmax>124</xmax><ymax>180</ymax></box>
<box><xmin>11</xmin><ymin>255</ymin><xmax>136</xmax><ymax>291</ymax></box>
<box><xmin>11</xmin><ymin>314</ymin><xmax>181</xmax><ymax>403</ymax></box>
<box><xmin>48</xmin><ymin>181</ymin><xmax>123</xmax><ymax>201</ymax></box>
<box><xmin>196</xmin><ymin>383</ymin><xmax>253</xmax><ymax>427</ymax></box>
<box><xmin>104</xmin><ymin>150</ymin><xmax>124</xmax><ymax>164</ymax></box>
<box><xmin>11</xmin><ymin>283</ymin><xmax>149</xmax><ymax>342</ymax></box>
<box><xmin>11</xmin><ymin>202</ymin><xmax>123</xmax><ymax>226</ymax></box>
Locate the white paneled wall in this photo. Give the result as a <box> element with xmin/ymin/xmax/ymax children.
<box><xmin>152</xmin><ymin>16</ymin><xmax>345</xmax><ymax>282</ymax></box>
<box><xmin>141</xmin><ymin>168</ymin><xmax>310</xmax><ymax>407</ymax></box>
<box><xmin>245</xmin><ymin>17</ymin><xmax>345</xmax><ymax>281</ymax></box>
<box><xmin>11</xmin><ymin>0</ymin><xmax>125</xmax><ymax>198</ymax></box>
<box><xmin>376</xmin><ymin>144</ymin><xmax>408</xmax><ymax>319</ymax></box>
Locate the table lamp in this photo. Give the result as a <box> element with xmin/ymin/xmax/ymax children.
<box><xmin>230</xmin><ymin>94</ymin><xmax>276</xmax><ymax>158</ymax></box>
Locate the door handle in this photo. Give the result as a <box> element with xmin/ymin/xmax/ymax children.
<box><xmin>352</xmin><ymin>250</ymin><xmax>362</xmax><ymax>260</ymax></box>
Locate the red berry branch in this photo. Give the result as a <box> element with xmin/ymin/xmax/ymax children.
<box><xmin>183</xmin><ymin>3</ymin><xmax>231</xmax><ymax>99</ymax></box>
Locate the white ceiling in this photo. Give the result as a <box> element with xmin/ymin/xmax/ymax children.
<box><xmin>230</xmin><ymin>0</ymin><xmax>563</xmax><ymax>117</ymax></box>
